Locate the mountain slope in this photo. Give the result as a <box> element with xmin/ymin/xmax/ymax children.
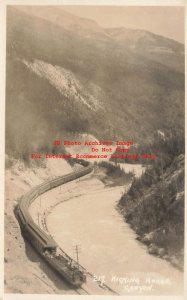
<box><xmin>118</xmin><ymin>154</ymin><xmax>184</xmax><ymax>270</ymax></box>
<box><xmin>6</xmin><ymin>7</ymin><xmax>184</xmax><ymax>158</ymax></box>
<box><xmin>18</xmin><ymin>6</ymin><xmax>109</xmax><ymax>39</ymax></box>
<box><xmin>105</xmin><ymin>27</ymin><xmax>184</xmax><ymax>73</ymax></box>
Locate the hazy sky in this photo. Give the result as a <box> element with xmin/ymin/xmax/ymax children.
<box><xmin>64</xmin><ymin>6</ymin><xmax>184</xmax><ymax>43</ymax></box>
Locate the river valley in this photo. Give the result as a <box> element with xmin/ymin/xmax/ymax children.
<box><xmin>29</xmin><ymin>165</ymin><xmax>183</xmax><ymax>295</ymax></box>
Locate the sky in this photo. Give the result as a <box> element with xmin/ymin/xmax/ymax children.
<box><xmin>63</xmin><ymin>6</ymin><xmax>184</xmax><ymax>43</ymax></box>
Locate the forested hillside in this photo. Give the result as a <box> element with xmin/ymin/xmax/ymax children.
<box><xmin>6</xmin><ymin>7</ymin><xmax>184</xmax><ymax>159</ymax></box>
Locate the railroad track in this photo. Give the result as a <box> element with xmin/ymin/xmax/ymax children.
<box><xmin>76</xmin><ymin>287</ymin><xmax>90</xmax><ymax>295</ymax></box>
<box><xmin>16</xmin><ymin>163</ymin><xmax>119</xmax><ymax>295</ymax></box>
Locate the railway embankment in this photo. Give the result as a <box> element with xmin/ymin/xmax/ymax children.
<box><xmin>5</xmin><ymin>156</ymin><xmax>117</xmax><ymax>295</ymax></box>
<box><xmin>5</xmin><ymin>157</ymin><xmax>78</xmax><ymax>294</ymax></box>
<box><xmin>27</xmin><ymin>168</ymin><xmax>120</xmax><ymax>295</ymax></box>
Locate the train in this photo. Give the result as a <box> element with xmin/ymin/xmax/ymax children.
<box><xmin>15</xmin><ymin>164</ymin><xmax>93</xmax><ymax>288</ymax></box>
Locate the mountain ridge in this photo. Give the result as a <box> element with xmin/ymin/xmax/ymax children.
<box><xmin>17</xmin><ymin>6</ymin><xmax>184</xmax><ymax>46</ymax></box>
<box><xmin>6</xmin><ymin>6</ymin><xmax>184</xmax><ymax>158</ymax></box>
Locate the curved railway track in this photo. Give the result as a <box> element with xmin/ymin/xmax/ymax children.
<box><xmin>15</xmin><ymin>163</ymin><xmax>119</xmax><ymax>295</ymax></box>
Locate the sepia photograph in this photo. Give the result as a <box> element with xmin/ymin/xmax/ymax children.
<box><xmin>3</xmin><ymin>1</ymin><xmax>185</xmax><ymax>297</ymax></box>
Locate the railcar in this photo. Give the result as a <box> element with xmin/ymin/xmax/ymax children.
<box><xmin>15</xmin><ymin>164</ymin><xmax>93</xmax><ymax>287</ymax></box>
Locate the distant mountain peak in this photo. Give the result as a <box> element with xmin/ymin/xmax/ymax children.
<box><xmin>16</xmin><ymin>6</ymin><xmax>108</xmax><ymax>38</ymax></box>
<box><xmin>105</xmin><ymin>26</ymin><xmax>183</xmax><ymax>57</ymax></box>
